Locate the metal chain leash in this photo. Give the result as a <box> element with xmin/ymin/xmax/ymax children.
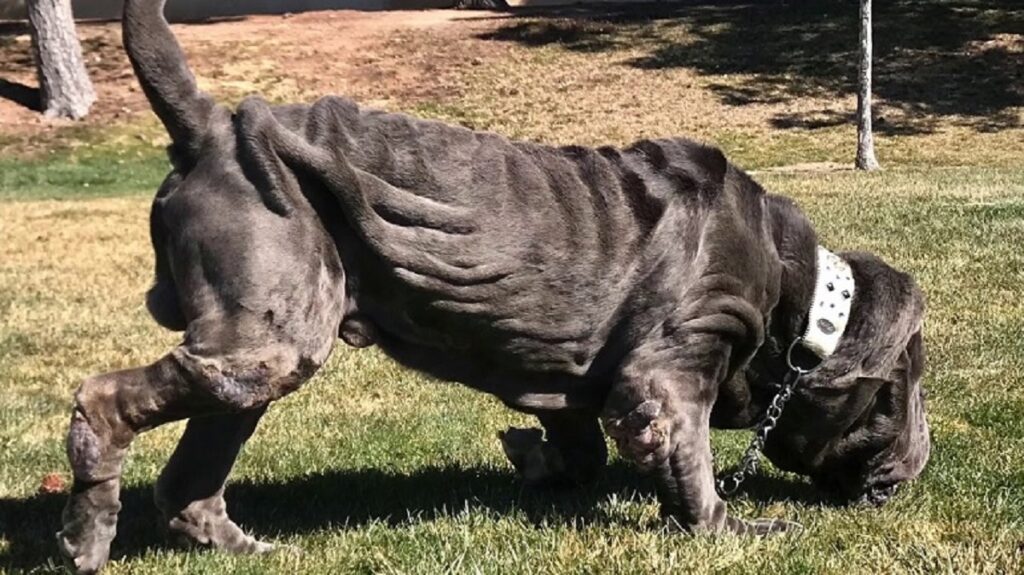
<box><xmin>715</xmin><ymin>338</ymin><xmax>814</xmax><ymax>497</ymax></box>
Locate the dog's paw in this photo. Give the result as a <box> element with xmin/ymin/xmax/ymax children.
<box><xmin>57</xmin><ymin>532</ymin><xmax>111</xmax><ymax>575</ymax></box>
<box><xmin>57</xmin><ymin>481</ymin><xmax>119</xmax><ymax>575</ymax></box>
<box><xmin>498</xmin><ymin>427</ymin><xmax>566</xmax><ymax>484</ymax></box>
<box><xmin>167</xmin><ymin>512</ymin><xmax>276</xmax><ymax>555</ymax></box>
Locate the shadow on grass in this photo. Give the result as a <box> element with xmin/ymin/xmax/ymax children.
<box><xmin>0</xmin><ymin>462</ymin><xmax>820</xmax><ymax>570</ymax></box>
<box><xmin>0</xmin><ymin>78</ymin><xmax>39</xmax><ymax>112</ymax></box>
<box><xmin>476</xmin><ymin>0</ymin><xmax>1024</xmax><ymax>134</ymax></box>
<box><xmin>0</xmin><ymin>22</ymin><xmax>41</xmax><ymax>114</ymax></box>
<box><xmin>0</xmin><ymin>21</ymin><xmax>30</xmax><ymax>37</ymax></box>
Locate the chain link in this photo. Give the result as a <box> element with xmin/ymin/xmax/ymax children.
<box><xmin>715</xmin><ymin>338</ymin><xmax>812</xmax><ymax>497</ymax></box>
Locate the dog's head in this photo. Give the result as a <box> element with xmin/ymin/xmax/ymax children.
<box><xmin>761</xmin><ymin>250</ymin><xmax>930</xmax><ymax>506</ymax></box>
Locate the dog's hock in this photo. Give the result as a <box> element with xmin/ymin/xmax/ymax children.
<box><xmin>66</xmin><ymin>409</ymin><xmax>114</xmax><ymax>482</ymax></box>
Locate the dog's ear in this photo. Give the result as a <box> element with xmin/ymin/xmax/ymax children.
<box><xmin>124</xmin><ymin>0</ymin><xmax>219</xmax><ymax>166</ymax></box>
<box><xmin>802</xmin><ymin>252</ymin><xmax>926</xmax><ymax>390</ymax></box>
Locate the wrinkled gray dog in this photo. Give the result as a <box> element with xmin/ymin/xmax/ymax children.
<box><xmin>57</xmin><ymin>1</ymin><xmax>931</xmax><ymax>572</ymax></box>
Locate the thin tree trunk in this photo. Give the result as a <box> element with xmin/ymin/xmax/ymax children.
<box><xmin>27</xmin><ymin>0</ymin><xmax>96</xmax><ymax>120</ymax></box>
<box><xmin>856</xmin><ymin>0</ymin><xmax>880</xmax><ymax>171</ymax></box>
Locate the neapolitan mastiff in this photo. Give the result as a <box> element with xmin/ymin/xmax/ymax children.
<box><xmin>57</xmin><ymin>1</ymin><xmax>931</xmax><ymax>572</ymax></box>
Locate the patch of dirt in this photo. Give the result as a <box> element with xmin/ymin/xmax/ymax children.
<box><xmin>0</xmin><ymin>10</ymin><xmax>509</xmax><ymax>154</ymax></box>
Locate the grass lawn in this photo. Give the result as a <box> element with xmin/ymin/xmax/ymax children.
<box><xmin>1</xmin><ymin>3</ymin><xmax>1023</xmax><ymax>573</ymax></box>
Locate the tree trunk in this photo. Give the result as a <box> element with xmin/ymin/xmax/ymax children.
<box><xmin>855</xmin><ymin>0</ymin><xmax>880</xmax><ymax>171</ymax></box>
<box><xmin>27</xmin><ymin>0</ymin><xmax>96</xmax><ymax>120</ymax></box>
<box><xmin>454</xmin><ymin>0</ymin><xmax>509</xmax><ymax>9</ymax></box>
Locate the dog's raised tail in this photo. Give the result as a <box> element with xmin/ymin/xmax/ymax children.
<box><xmin>123</xmin><ymin>0</ymin><xmax>215</xmax><ymax>162</ymax></box>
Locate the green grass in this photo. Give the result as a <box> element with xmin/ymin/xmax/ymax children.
<box><xmin>0</xmin><ymin>124</ymin><xmax>170</xmax><ymax>202</ymax></box>
<box><xmin>0</xmin><ymin>151</ymin><xmax>169</xmax><ymax>202</ymax></box>
<box><xmin>2</xmin><ymin>3</ymin><xmax>1024</xmax><ymax>573</ymax></box>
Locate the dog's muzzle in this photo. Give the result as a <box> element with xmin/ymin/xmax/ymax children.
<box><xmin>817</xmin><ymin>385</ymin><xmax>931</xmax><ymax>507</ymax></box>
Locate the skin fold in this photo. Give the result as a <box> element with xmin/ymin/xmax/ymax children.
<box><xmin>56</xmin><ymin>1</ymin><xmax>931</xmax><ymax>573</ymax></box>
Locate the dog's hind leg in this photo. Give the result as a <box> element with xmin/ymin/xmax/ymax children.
<box><xmin>500</xmin><ymin>410</ymin><xmax>608</xmax><ymax>487</ymax></box>
<box><xmin>154</xmin><ymin>408</ymin><xmax>270</xmax><ymax>553</ymax></box>
<box><xmin>57</xmin><ymin>353</ymin><xmax>219</xmax><ymax>574</ymax></box>
<box><xmin>57</xmin><ymin>332</ymin><xmax>335</xmax><ymax>574</ymax></box>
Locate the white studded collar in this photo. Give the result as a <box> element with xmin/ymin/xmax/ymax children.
<box><xmin>801</xmin><ymin>246</ymin><xmax>856</xmax><ymax>358</ymax></box>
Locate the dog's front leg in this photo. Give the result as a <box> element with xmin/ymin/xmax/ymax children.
<box><xmin>603</xmin><ymin>356</ymin><xmax>798</xmax><ymax>535</ymax></box>
<box><xmin>500</xmin><ymin>410</ymin><xmax>608</xmax><ymax>487</ymax></box>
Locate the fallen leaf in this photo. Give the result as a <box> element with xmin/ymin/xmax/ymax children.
<box><xmin>39</xmin><ymin>473</ymin><xmax>67</xmax><ymax>494</ymax></box>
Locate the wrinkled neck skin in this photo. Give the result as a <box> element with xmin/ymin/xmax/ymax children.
<box><xmin>710</xmin><ymin>194</ymin><xmax>818</xmax><ymax>429</ymax></box>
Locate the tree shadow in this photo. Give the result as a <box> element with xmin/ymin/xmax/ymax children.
<box><xmin>0</xmin><ymin>78</ymin><xmax>40</xmax><ymax>112</ymax></box>
<box><xmin>0</xmin><ymin>21</ymin><xmax>30</xmax><ymax>38</ymax></box>
<box><xmin>0</xmin><ymin>21</ymin><xmax>42</xmax><ymax>114</ymax></box>
<box><xmin>0</xmin><ymin>462</ymin><xmax>819</xmax><ymax>570</ymax></box>
<box><xmin>0</xmin><ymin>22</ymin><xmax>41</xmax><ymax>113</ymax></box>
<box><xmin>476</xmin><ymin>0</ymin><xmax>1024</xmax><ymax>134</ymax></box>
